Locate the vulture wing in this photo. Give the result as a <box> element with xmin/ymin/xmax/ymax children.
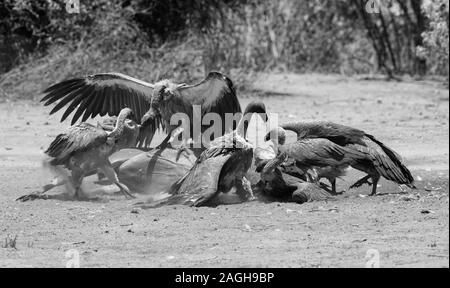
<box><xmin>283</xmin><ymin>138</ymin><xmax>349</xmax><ymax>167</ymax></box>
<box><xmin>168</xmin><ymin>153</ymin><xmax>231</xmax><ymax>206</ymax></box>
<box><xmin>282</xmin><ymin>122</ymin><xmax>366</xmax><ymax>146</ymax></box>
<box><xmin>41</xmin><ymin>73</ymin><xmax>159</xmax><ymax>147</ymax></box>
<box><xmin>177</xmin><ymin>72</ymin><xmax>241</xmax><ymax>115</ymax></box>
<box><xmin>347</xmin><ymin>136</ymin><xmax>415</xmax><ymax>186</ymax></box>
<box><xmin>141</xmin><ymin>151</ymin><xmax>233</xmax><ymax>208</ymax></box>
<box><xmin>141</xmin><ymin>132</ymin><xmax>251</xmax><ymax>208</ymax></box>
<box><xmin>163</xmin><ymin>72</ymin><xmax>242</xmax><ymax>137</ymax></box>
<box><xmin>46</xmin><ymin>122</ymin><xmax>107</xmax><ymax>165</ymax></box>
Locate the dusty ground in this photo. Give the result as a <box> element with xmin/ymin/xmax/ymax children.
<box><xmin>0</xmin><ymin>74</ymin><xmax>448</xmax><ymax>267</ymax></box>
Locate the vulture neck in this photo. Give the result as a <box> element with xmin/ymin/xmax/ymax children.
<box><xmin>262</xmin><ymin>152</ymin><xmax>287</xmax><ymax>175</ymax></box>
<box><xmin>236</xmin><ymin>104</ymin><xmax>267</xmax><ymax>138</ymax></box>
<box><xmin>236</xmin><ymin>118</ymin><xmax>248</xmax><ymax>138</ymax></box>
<box><xmin>276</xmin><ymin>127</ymin><xmax>287</xmax><ymax>146</ymax></box>
<box><xmin>108</xmin><ymin>112</ymin><xmax>128</xmax><ymax>140</ymax></box>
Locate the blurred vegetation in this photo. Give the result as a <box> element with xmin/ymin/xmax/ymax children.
<box><xmin>0</xmin><ymin>0</ymin><xmax>448</xmax><ymax>100</ymax></box>
<box><xmin>418</xmin><ymin>0</ymin><xmax>449</xmax><ymax>78</ymax></box>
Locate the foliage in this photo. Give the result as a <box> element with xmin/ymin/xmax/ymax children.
<box><xmin>418</xmin><ymin>0</ymin><xmax>449</xmax><ymax>76</ymax></box>
<box><xmin>0</xmin><ymin>0</ymin><xmax>449</xmax><ymax>100</ymax></box>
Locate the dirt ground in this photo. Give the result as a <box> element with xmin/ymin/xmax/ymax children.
<box><xmin>0</xmin><ymin>74</ymin><xmax>448</xmax><ymax>268</ymax></box>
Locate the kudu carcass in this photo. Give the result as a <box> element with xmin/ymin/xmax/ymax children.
<box><xmin>110</xmin><ymin>148</ymin><xmax>196</xmax><ymax>194</ymax></box>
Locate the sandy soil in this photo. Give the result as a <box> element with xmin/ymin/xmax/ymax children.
<box><xmin>0</xmin><ymin>74</ymin><xmax>448</xmax><ymax>267</ymax></box>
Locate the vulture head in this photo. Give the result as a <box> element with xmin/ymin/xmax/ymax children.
<box><xmin>141</xmin><ymin>82</ymin><xmax>167</xmax><ymax>126</ymax></box>
<box><xmin>264</xmin><ymin>127</ymin><xmax>287</xmax><ymax>146</ymax></box>
<box><xmin>238</xmin><ymin>101</ymin><xmax>268</xmax><ymax>137</ymax></box>
<box><xmin>118</xmin><ymin>107</ymin><xmax>135</xmax><ymax>121</ymax></box>
<box><xmin>107</xmin><ymin>107</ymin><xmax>136</xmax><ymax>140</ymax></box>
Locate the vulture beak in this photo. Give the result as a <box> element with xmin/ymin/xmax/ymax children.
<box><xmin>128</xmin><ymin>112</ymin><xmax>138</xmax><ymax>123</ymax></box>
<box><xmin>264</xmin><ymin>132</ymin><xmax>272</xmax><ymax>142</ymax></box>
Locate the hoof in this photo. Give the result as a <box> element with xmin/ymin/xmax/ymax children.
<box><xmin>292</xmin><ymin>191</ymin><xmax>308</xmax><ymax>204</ymax></box>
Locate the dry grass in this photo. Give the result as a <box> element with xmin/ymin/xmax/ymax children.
<box><xmin>0</xmin><ymin>31</ymin><xmax>257</xmax><ymax>102</ymax></box>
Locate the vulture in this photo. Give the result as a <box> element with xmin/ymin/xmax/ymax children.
<box><xmin>96</xmin><ymin>115</ymin><xmax>141</xmax><ymax>151</ymax></box>
<box><xmin>267</xmin><ymin>122</ymin><xmax>415</xmax><ymax>195</ymax></box>
<box><xmin>140</xmin><ymin>101</ymin><xmax>268</xmax><ymax>207</ymax></box>
<box><xmin>17</xmin><ymin>108</ymin><xmax>137</xmax><ymax>201</ymax></box>
<box><xmin>40</xmin><ymin>71</ymin><xmax>241</xmax><ymax>150</ymax></box>
<box><xmin>265</xmin><ymin>127</ymin><xmax>352</xmax><ymax>195</ymax></box>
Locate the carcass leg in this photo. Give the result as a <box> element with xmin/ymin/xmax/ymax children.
<box><xmin>235</xmin><ymin>176</ymin><xmax>256</xmax><ymax>201</ymax></box>
<box><xmin>99</xmin><ymin>164</ymin><xmax>135</xmax><ymax>199</ymax></box>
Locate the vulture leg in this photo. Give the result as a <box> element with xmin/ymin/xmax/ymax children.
<box><xmin>155</xmin><ymin>134</ymin><xmax>172</xmax><ymax>151</ymax></box>
<box><xmin>328</xmin><ymin>178</ymin><xmax>345</xmax><ymax>195</ymax></box>
<box><xmin>329</xmin><ymin>178</ymin><xmax>337</xmax><ymax>195</ymax></box>
<box><xmin>350</xmin><ymin>175</ymin><xmax>372</xmax><ymax>189</ymax></box>
<box><xmin>316</xmin><ymin>179</ymin><xmax>335</xmax><ymax>195</ymax></box>
<box><xmin>370</xmin><ymin>175</ymin><xmax>380</xmax><ymax>196</ymax></box>
<box><xmin>42</xmin><ymin>177</ymin><xmax>66</xmax><ymax>194</ymax></box>
<box><xmin>235</xmin><ymin>176</ymin><xmax>256</xmax><ymax>201</ymax></box>
<box><xmin>71</xmin><ymin>169</ymin><xmax>86</xmax><ymax>199</ymax></box>
<box><xmin>166</xmin><ymin>127</ymin><xmax>194</xmax><ymax>162</ymax></box>
<box><xmin>168</xmin><ymin>126</ymin><xmax>185</xmax><ymax>143</ymax></box>
<box><xmin>305</xmin><ymin>168</ymin><xmax>319</xmax><ymax>183</ymax></box>
<box><xmin>155</xmin><ymin>126</ymin><xmax>182</xmax><ymax>151</ymax></box>
<box><xmin>99</xmin><ymin>164</ymin><xmax>135</xmax><ymax>199</ymax></box>
<box><xmin>175</xmin><ymin>143</ymin><xmax>195</xmax><ymax>163</ymax></box>
<box><xmin>15</xmin><ymin>177</ymin><xmax>66</xmax><ymax>201</ymax></box>
<box><xmin>330</xmin><ymin>178</ymin><xmax>337</xmax><ymax>194</ymax></box>
<box><xmin>318</xmin><ymin>181</ymin><xmax>332</xmax><ymax>191</ymax></box>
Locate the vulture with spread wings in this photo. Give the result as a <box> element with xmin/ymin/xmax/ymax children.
<box><xmin>41</xmin><ymin>71</ymin><xmax>241</xmax><ymax>149</ymax></box>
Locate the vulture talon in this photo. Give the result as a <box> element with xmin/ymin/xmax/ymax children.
<box><xmin>122</xmin><ymin>190</ymin><xmax>135</xmax><ymax>199</ymax></box>
<box><xmin>175</xmin><ymin>145</ymin><xmax>194</xmax><ymax>162</ymax></box>
<box><xmin>350</xmin><ymin>175</ymin><xmax>373</xmax><ymax>189</ymax></box>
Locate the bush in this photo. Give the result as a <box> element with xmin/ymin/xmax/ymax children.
<box><xmin>418</xmin><ymin>0</ymin><xmax>449</xmax><ymax>77</ymax></box>
<box><xmin>1</xmin><ymin>0</ymin><xmax>449</xmax><ymax>101</ymax></box>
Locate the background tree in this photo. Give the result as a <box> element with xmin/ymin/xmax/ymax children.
<box><xmin>0</xmin><ymin>0</ymin><xmax>448</xmax><ymax>100</ymax></box>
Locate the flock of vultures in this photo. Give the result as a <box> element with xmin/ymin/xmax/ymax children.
<box><xmin>16</xmin><ymin>72</ymin><xmax>416</xmax><ymax>206</ymax></box>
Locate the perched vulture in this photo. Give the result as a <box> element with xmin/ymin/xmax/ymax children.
<box><xmin>268</xmin><ymin>122</ymin><xmax>415</xmax><ymax>195</ymax></box>
<box><xmin>265</xmin><ymin>127</ymin><xmax>351</xmax><ymax>194</ymax></box>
